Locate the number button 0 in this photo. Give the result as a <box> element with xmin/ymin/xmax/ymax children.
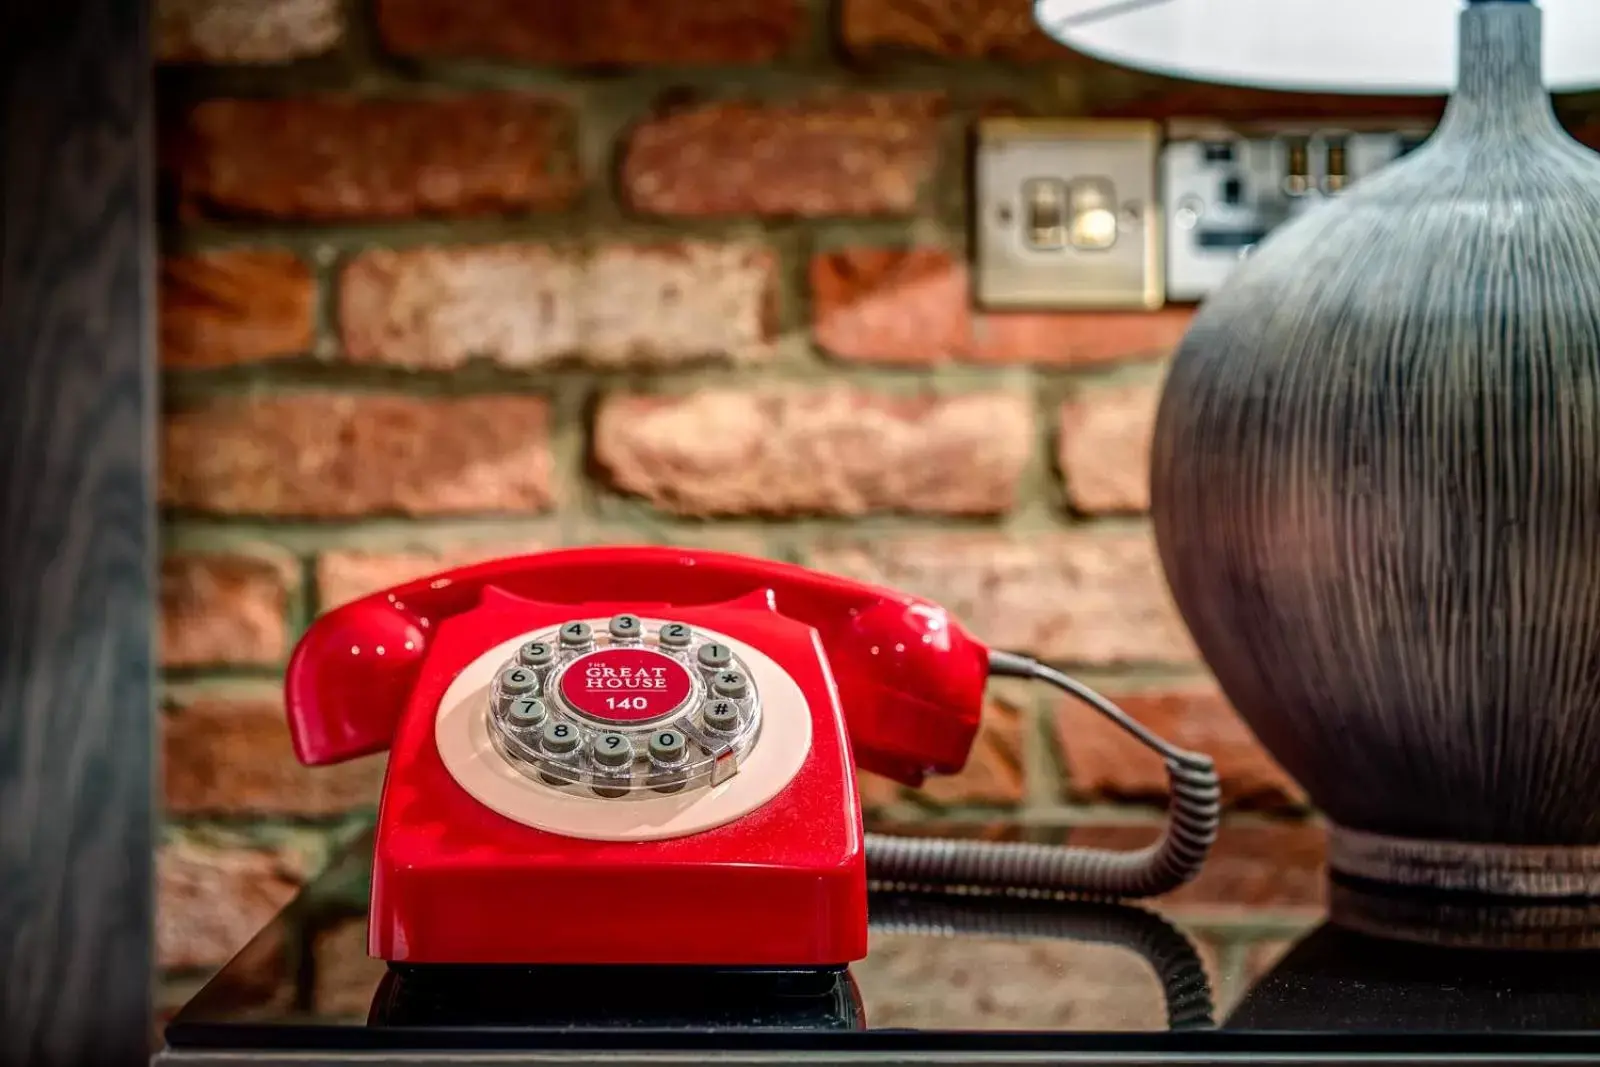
<box><xmin>499</xmin><ymin>666</ymin><xmax>538</xmax><ymax>695</ymax></box>
<box><xmin>648</xmin><ymin>729</ymin><xmax>686</xmax><ymax>763</ymax></box>
<box><xmin>593</xmin><ymin>732</ymin><xmax>633</xmax><ymax>768</ymax></box>
<box><xmin>559</xmin><ymin>622</ymin><xmax>593</xmax><ymax>648</ymax></box>
<box><xmin>541</xmin><ymin>719</ymin><xmax>580</xmax><ymax>754</ymax></box>
<box><xmin>697</xmin><ymin>643</ymin><xmax>732</xmax><ymax>670</ymax></box>
<box><xmin>658</xmin><ymin>622</ymin><xmax>692</xmax><ymax>649</ymax></box>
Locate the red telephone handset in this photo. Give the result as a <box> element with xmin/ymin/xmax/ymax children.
<box><xmin>285</xmin><ymin>547</ymin><xmax>1218</xmax><ymax>968</ymax></box>
<box><xmin>287</xmin><ymin>547</ymin><xmax>989</xmax><ymax>786</ymax></box>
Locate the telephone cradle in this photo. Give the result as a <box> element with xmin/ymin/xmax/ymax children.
<box><xmin>285</xmin><ymin>546</ymin><xmax>1221</xmax><ymax>968</ymax></box>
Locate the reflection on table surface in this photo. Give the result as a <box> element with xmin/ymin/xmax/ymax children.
<box><xmin>165</xmin><ymin>823</ymin><xmax>1600</xmax><ymax>1044</ymax></box>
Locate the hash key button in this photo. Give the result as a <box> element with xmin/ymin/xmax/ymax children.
<box><xmin>704</xmin><ymin>699</ymin><xmax>740</xmax><ymax>733</ymax></box>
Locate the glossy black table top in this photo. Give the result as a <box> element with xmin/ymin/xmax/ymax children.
<box><xmin>157</xmin><ymin>828</ymin><xmax>1600</xmax><ymax>1064</ymax></box>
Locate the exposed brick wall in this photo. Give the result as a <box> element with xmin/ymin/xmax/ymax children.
<box><xmin>151</xmin><ymin>0</ymin><xmax>1600</xmax><ymax>1018</ymax></box>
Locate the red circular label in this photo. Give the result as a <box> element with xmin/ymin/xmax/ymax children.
<box><xmin>559</xmin><ymin>648</ymin><xmax>694</xmax><ymax>723</ymax></box>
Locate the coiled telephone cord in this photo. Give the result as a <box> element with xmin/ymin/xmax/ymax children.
<box><xmin>864</xmin><ymin>650</ymin><xmax>1221</xmax><ymax>901</ymax></box>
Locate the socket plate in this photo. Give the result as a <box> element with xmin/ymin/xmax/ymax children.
<box><xmin>974</xmin><ymin>118</ymin><xmax>1163</xmax><ymax>311</ymax></box>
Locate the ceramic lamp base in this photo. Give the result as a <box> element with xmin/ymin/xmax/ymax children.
<box><xmin>1329</xmin><ymin>824</ymin><xmax>1600</xmax><ymax>898</ymax></box>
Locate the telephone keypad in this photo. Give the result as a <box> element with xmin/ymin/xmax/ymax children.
<box><xmin>486</xmin><ymin>618</ymin><xmax>764</xmax><ymax>802</ymax></box>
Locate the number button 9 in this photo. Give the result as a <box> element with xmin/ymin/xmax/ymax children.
<box><xmin>593</xmin><ymin>732</ymin><xmax>633</xmax><ymax>767</ymax></box>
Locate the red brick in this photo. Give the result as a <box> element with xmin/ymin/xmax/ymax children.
<box><xmin>806</xmin><ymin>531</ymin><xmax>1196</xmax><ymax>665</ymax></box>
<box><xmin>594</xmin><ymin>388</ymin><xmax>1032</xmax><ymax>517</ymax></box>
<box><xmin>811</xmin><ymin>248</ymin><xmax>1192</xmax><ymax>366</ymax></box>
<box><xmin>167</xmin><ymin>95</ymin><xmax>578</xmax><ymax>221</ymax></box>
<box><xmin>968</xmin><ymin>308</ymin><xmax>1192</xmax><ymax>365</ymax></box>
<box><xmin>840</xmin><ymin>0</ymin><xmax>1068</xmax><ymax>61</ymax></box>
<box><xmin>156</xmin><ymin>837</ymin><xmax>310</xmax><ymax>970</ymax></box>
<box><xmin>376</xmin><ymin>0</ymin><xmax>802</xmax><ymax>65</ymax></box>
<box><xmin>161</xmin><ymin>250</ymin><xmax>314</xmax><ymax>369</ymax></box>
<box><xmin>161</xmin><ymin>551</ymin><xmax>298</xmax><ymax>668</ymax></box>
<box><xmin>1055</xmin><ymin>681</ymin><xmax>1305</xmax><ymax>811</ymax></box>
<box><xmin>163</xmin><ymin>691</ymin><xmax>386</xmax><ymax>816</ymax></box>
<box><xmin>157</xmin><ymin>0</ymin><xmax>344</xmax><ymax>64</ymax></box>
<box><xmin>621</xmin><ymin>93</ymin><xmax>943</xmax><ymax>218</ymax></box>
<box><xmin>161</xmin><ymin>394</ymin><xmax>553</xmax><ymax>518</ymax></box>
<box><xmin>340</xmin><ymin>243</ymin><xmax>776</xmax><ymax>370</ymax></box>
<box><xmin>315</xmin><ymin>540</ymin><xmax>553</xmax><ymax>610</ymax></box>
<box><xmin>1057</xmin><ymin>379</ymin><xmax>1161</xmax><ymax>514</ymax></box>
<box><xmin>1047</xmin><ymin>821</ymin><xmax>1327</xmax><ymax>914</ymax></box>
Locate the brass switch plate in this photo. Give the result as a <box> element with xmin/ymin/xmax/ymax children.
<box><xmin>974</xmin><ymin>119</ymin><xmax>1163</xmax><ymax>311</ymax></box>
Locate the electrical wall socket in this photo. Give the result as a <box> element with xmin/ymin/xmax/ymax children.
<box><xmin>1161</xmin><ymin>119</ymin><xmax>1434</xmax><ymax>302</ymax></box>
<box><xmin>974</xmin><ymin>118</ymin><xmax>1163</xmax><ymax>311</ymax></box>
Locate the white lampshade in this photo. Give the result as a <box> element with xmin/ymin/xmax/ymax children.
<box><xmin>1034</xmin><ymin>0</ymin><xmax>1600</xmax><ymax>94</ymax></box>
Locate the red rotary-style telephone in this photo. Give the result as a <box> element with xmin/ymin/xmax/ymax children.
<box><xmin>285</xmin><ymin>547</ymin><xmax>1219</xmax><ymax>967</ymax></box>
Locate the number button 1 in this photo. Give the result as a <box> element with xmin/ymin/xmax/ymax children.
<box><xmin>697</xmin><ymin>643</ymin><xmax>732</xmax><ymax>670</ymax></box>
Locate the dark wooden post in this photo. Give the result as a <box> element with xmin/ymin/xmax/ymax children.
<box><xmin>0</xmin><ymin>1</ymin><xmax>156</xmax><ymax>1065</ymax></box>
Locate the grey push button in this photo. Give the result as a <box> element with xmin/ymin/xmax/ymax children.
<box><xmin>559</xmin><ymin>621</ymin><xmax>593</xmax><ymax>648</ymax></box>
<box><xmin>703</xmin><ymin>698</ymin><xmax>740</xmax><ymax>733</ymax></box>
<box><xmin>711</xmin><ymin>669</ymin><xmax>749</xmax><ymax>700</ymax></box>
<box><xmin>541</xmin><ymin>719</ymin><xmax>581</xmax><ymax>754</ymax></box>
<box><xmin>697</xmin><ymin>642</ymin><xmax>733</xmax><ymax>670</ymax></box>
<box><xmin>658</xmin><ymin>622</ymin><xmax>693</xmax><ymax>649</ymax></box>
<box><xmin>593</xmin><ymin>732</ymin><xmax>634</xmax><ymax>768</ymax></box>
<box><xmin>648</xmin><ymin>728</ymin><xmax>687</xmax><ymax>764</ymax></box>
<box><xmin>499</xmin><ymin>666</ymin><xmax>539</xmax><ymax>695</ymax></box>
<box><xmin>505</xmin><ymin>695</ymin><xmax>548</xmax><ymax>727</ymax></box>
<box><xmin>608</xmin><ymin>614</ymin><xmax>642</xmax><ymax>640</ymax></box>
<box><xmin>517</xmin><ymin>640</ymin><xmax>555</xmax><ymax>669</ymax></box>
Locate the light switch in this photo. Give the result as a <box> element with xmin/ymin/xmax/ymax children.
<box><xmin>974</xmin><ymin>119</ymin><xmax>1162</xmax><ymax>311</ymax></box>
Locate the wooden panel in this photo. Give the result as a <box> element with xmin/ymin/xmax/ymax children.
<box><xmin>0</xmin><ymin>1</ymin><xmax>155</xmax><ymax>1065</ymax></box>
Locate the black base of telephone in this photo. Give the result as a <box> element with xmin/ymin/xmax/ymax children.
<box><xmin>369</xmin><ymin>963</ymin><xmax>865</xmax><ymax>1031</ymax></box>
